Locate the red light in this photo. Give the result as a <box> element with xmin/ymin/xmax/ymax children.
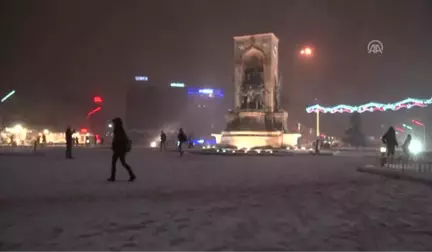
<box><xmin>93</xmin><ymin>96</ymin><xmax>103</xmax><ymax>104</ymax></box>
<box><xmin>80</xmin><ymin>128</ymin><xmax>88</xmax><ymax>133</ymax></box>
<box><xmin>87</xmin><ymin>106</ymin><xmax>102</xmax><ymax>117</ymax></box>
<box><xmin>412</xmin><ymin>120</ymin><xmax>424</xmax><ymax>127</ymax></box>
<box><xmin>395</xmin><ymin>127</ymin><xmax>405</xmax><ymax>133</ymax></box>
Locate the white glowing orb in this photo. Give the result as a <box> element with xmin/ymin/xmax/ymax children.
<box><xmin>409</xmin><ymin>140</ymin><xmax>423</xmax><ymax>155</ymax></box>
<box><xmin>380</xmin><ymin>146</ymin><xmax>387</xmax><ymax>153</ymax></box>
<box><xmin>150</xmin><ymin>141</ymin><xmax>157</xmax><ymax>148</ymax></box>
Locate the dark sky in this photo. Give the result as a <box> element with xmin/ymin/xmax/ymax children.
<box><xmin>1</xmin><ymin>0</ymin><xmax>431</xmax><ymax>135</ymax></box>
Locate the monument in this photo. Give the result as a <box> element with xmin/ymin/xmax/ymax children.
<box><xmin>212</xmin><ymin>33</ymin><xmax>300</xmax><ymax>149</ymax></box>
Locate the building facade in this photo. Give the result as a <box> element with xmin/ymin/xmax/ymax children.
<box><xmin>125</xmin><ymin>83</ymin><xmax>225</xmax><ymax>136</ymax></box>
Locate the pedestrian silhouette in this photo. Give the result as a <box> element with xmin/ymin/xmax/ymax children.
<box><xmin>401</xmin><ymin>134</ymin><xmax>412</xmax><ymax>159</ymax></box>
<box><xmin>382</xmin><ymin>126</ymin><xmax>398</xmax><ymax>162</ymax></box>
<box><xmin>160</xmin><ymin>130</ymin><xmax>167</xmax><ymax>152</ymax></box>
<box><xmin>177</xmin><ymin>128</ymin><xmax>187</xmax><ymax>157</ymax></box>
<box><xmin>65</xmin><ymin>127</ymin><xmax>75</xmax><ymax>159</ymax></box>
<box><xmin>108</xmin><ymin>117</ymin><xmax>136</xmax><ymax>182</ymax></box>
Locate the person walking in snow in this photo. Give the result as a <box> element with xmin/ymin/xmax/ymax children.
<box><xmin>65</xmin><ymin>127</ymin><xmax>75</xmax><ymax>159</ymax></box>
<box><xmin>382</xmin><ymin>126</ymin><xmax>398</xmax><ymax>163</ymax></box>
<box><xmin>108</xmin><ymin>117</ymin><xmax>136</xmax><ymax>182</ymax></box>
<box><xmin>401</xmin><ymin>134</ymin><xmax>412</xmax><ymax>160</ymax></box>
<box><xmin>160</xmin><ymin>130</ymin><xmax>167</xmax><ymax>152</ymax></box>
<box><xmin>177</xmin><ymin>128</ymin><xmax>187</xmax><ymax>157</ymax></box>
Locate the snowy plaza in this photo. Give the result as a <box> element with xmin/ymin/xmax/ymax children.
<box><xmin>1</xmin><ymin>148</ymin><xmax>432</xmax><ymax>251</ymax></box>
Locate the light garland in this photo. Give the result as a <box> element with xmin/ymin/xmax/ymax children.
<box><xmin>306</xmin><ymin>97</ymin><xmax>432</xmax><ymax>114</ymax></box>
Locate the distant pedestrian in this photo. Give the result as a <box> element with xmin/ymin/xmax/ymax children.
<box><xmin>160</xmin><ymin>130</ymin><xmax>167</xmax><ymax>152</ymax></box>
<box><xmin>314</xmin><ymin>138</ymin><xmax>320</xmax><ymax>155</ymax></box>
<box><xmin>177</xmin><ymin>128</ymin><xmax>187</xmax><ymax>157</ymax></box>
<box><xmin>42</xmin><ymin>134</ymin><xmax>47</xmax><ymax>146</ymax></box>
<box><xmin>401</xmin><ymin>134</ymin><xmax>412</xmax><ymax>159</ymax></box>
<box><xmin>108</xmin><ymin>117</ymin><xmax>136</xmax><ymax>182</ymax></box>
<box><xmin>65</xmin><ymin>127</ymin><xmax>75</xmax><ymax>159</ymax></box>
<box><xmin>33</xmin><ymin>136</ymin><xmax>39</xmax><ymax>152</ymax></box>
<box><xmin>382</xmin><ymin>126</ymin><xmax>398</xmax><ymax>162</ymax></box>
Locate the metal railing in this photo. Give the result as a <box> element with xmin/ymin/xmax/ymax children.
<box><xmin>381</xmin><ymin>156</ymin><xmax>432</xmax><ymax>173</ymax></box>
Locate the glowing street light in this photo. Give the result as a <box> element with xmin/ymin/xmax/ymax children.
<box><xmin>300</xmin><ymin>47</ymin><xmax>313</xmax><ymax>57</ymax></box>
<box><xmin>300</xmin><ymin>46</ymin><xmax>317</xmax><ymax>135</ymax></box>
<box><xmin>1</xmin><ymin>90</ymin><xmax>16</xmax><ymax>103</ymax></box>
<box><xmin>402</xmin><ymin>124</ymin><xmax>413</xmax><ymax>130</ymax></box>
<box><xmin>409</xmin><ymin>139</ymin><xmax>423</xmax><ymax>155</ymax></box>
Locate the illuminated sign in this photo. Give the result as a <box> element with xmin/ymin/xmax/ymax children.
<box><xmin>198</xmin><ymin>89</ymin><xmax>213</xmax><ymax>94</ymax></box>
<box><xmin>170</xmin><ymin>83</ymin><xmax>185</xmax><ymax>88</ymax></box>
<box><xmin>1</xmin><ymin>90</ymin><xmax>15</xmax><ymax>103</ymax></box>
<box><xmin>187</xmin><ymin>88</ymin><xmax>224</xmax><ymax>98</ymax></box>
<box><xmin>135</xmin><ymin>76</ymin><xmax>148</xmax><ymax>81</ymax></box>
<box><xmin>93</xmin><ymin>96</ymin><xmax>103</xmax><ymax>104</ymax></box>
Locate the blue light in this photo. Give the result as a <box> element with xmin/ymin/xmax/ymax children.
<box><xmin>187</xmin><ymin>88</ymin><xmax>224</xmax><ymax>98</ymax></box>
<box><xmin>198</xmin><ymin>89</ymin><xmax>213</xmax><ymax>94</ymax></box>
<box><xmin>135</xmin><ymin>76</ymin><xmax>148</xmax><ymax>81</ymax></box>
<box><xmin>192</xmin><ymin>138</ymin><xmax>216</xmax><ymax>145</ymax></box>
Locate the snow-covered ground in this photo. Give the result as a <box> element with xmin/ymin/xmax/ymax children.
<box><xmin>1</xmin><ymin>148</ymin><xmax>432</xmax><ymax>250</ymax></box>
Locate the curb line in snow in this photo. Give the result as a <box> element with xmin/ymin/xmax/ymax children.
<box><xmin>357</xmin><ymin>165</ymin><xmax>432</xmax><ymax>184</ymax></box>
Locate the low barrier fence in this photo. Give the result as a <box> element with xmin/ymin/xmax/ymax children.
<box><xmin>381</xmin><ymin>156</ymin><xmax>432</xmax><ymax>173</ymax></box>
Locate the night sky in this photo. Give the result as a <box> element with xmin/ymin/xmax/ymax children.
<box><xmin>1</xmin><ymin>0</ymin><xmax>431</xmax><ymax>136</ymax></box>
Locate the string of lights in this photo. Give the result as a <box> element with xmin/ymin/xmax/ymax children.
<box><xmin>306</xmin><ymin>97</ymin><xmax>432</xmax><ymax>114</ymax></box>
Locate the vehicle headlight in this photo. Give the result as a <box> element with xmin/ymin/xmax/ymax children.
<box><xmin>409</xmin><ymin>140</ymin><xmax>423</xmax><ymax>155</ymax></box>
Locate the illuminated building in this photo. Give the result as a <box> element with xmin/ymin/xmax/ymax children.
<box><xmin>126</xmin><ymin>83</ymin><xmax>188</xmax><ymax>130</ymax></box>
<box><xmin>184</xmin><ymin>88</ymin><xmax>225</xmax><ymax>135</ymax></box>
<box><xmin>125</xmin><ymin>82</ymin><xmax>225</xmax><ymax>135</ymax></box>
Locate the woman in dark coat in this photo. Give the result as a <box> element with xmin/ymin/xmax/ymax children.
<box><xmin>382</xmin><ymin>126</ymin><xmax>398</xmax><ymax>160</ymax></box>
<box><xmin>108</xmin><ymin>117</ymin><xmax>136</xmax><ymax>182</ymax></box>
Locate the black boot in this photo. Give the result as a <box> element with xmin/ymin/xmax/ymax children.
<box><xmin>128</xmin><ymin>175</ymin><xmax>136</xmax><ymax>182</ymax></box>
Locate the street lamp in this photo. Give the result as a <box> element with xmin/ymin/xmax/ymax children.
<box><xmin>299</xmin><ymin>46</ymin><xmax>318</xmax><ymax>136</ymax></box>
<box><xmin>300</xmin><ymin>47</ymin><xmax>313</xmax><ymax>57</ymax></box>
<box><xmin>313</xmin><ymin>98</ymin><xmax>320</xmax><ymax>137</ymax></box>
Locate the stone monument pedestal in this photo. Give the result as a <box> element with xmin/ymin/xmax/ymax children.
<box><xmin>211</xmin><ymin>109</ymin><xmax>300</xmax><ymax>149</ymax></box>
